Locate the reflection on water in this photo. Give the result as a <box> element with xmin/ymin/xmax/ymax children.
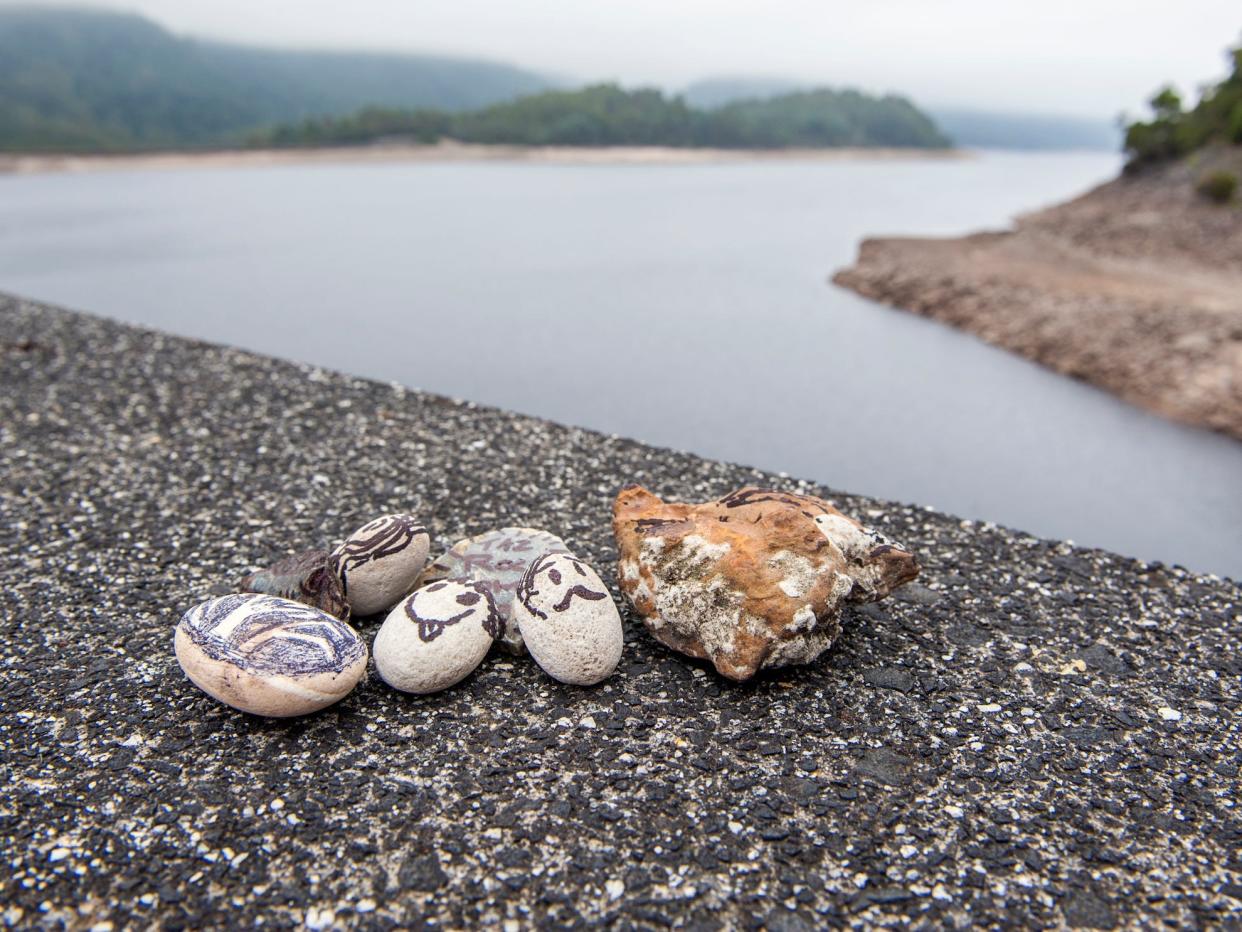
<box><xmin>2</xmin><ymin>151</ymin><xmax>1239</xmax><ymax>577</ymax></box>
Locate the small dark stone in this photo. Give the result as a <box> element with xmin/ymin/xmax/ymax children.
<box><xmin>854</xmin><ymin>749</ymin><xmax>912</xmax><ymax>786</ymax></box>
<box><xmin>868</xmin><ymin>887</ymin><xmax>913</xmax><ymax>904</ymax></box>
<box><xmin>863</xmin><ymin>667</ymin><xmax>915</xmax><ymax>693</ymax></box>
<box><xmin>1062</xmin><ymin>890</ymin><xmax>1117</xmax><ymax>929</ymax></box>
<box><xmin>762</xmin><ymin>909</ymin><xmax>815</xmax><ymax>932</ymax></box>
<box><xmin>1060</xmin><ymin>726</ymin><xmax>1112</xmax><ymax>749</ymax></box>
<box><xmin>398</xmin><ymin>855</ymin><xmax>447</xmax><ymax>892</ymax></box>
<box><xmin>893</xmin><ymin>583</ymin><xmax>941</xmax><ymax>605</ymax></box>
<box><xmin>1080</xmin><ymin>644</ymin><xmax>1130</xmax><ymax>675</ymax></box>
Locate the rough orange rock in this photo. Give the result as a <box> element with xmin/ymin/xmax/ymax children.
<box><xmin>612</xmin><ymin>485</ymin><xmax>919</xmax><ymax>681</ymax></box>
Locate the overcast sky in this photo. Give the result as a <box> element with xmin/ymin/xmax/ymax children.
<box><xmin>48</xmin><ymin>0</ymin><xmax>1242</xmax><ymax>117</ymax></box>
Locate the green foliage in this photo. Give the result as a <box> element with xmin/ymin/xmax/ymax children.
<box><xmin>451</xmin><ymin>85</ymin><xmax>699</xmax><ymax>146</ymax></box>
<box><xmin>700</xmin><ymin>89</ymin><xmax>949</xmax><ymax>148</ymax></box>
<box><xmin>1125</xmin><ymin>45</ymin><xmax>1242</xmax><ymax>167</ymax></box>
<box><xmin>1149</xmin><ymin>86</ymin><xmax>1183</xmax><ymax>118</ymax></box>
<box><xmin>0</xmin><ymin>6</ymin><xmax>548</xmax><ymax>152</ymax></box>
<box><xmin>1196</xmin><ymin>169</ymin><xmax>1238</xmax><ymax>204</ymax></box>
<box><xmin>1230</xmin><ymin>100</ymin><xmax>1242</xmax><ymax>143</ymax></box>
<box><xmin>255</xmin><ymin>108</ymin><xmax>452</xmax><ymax>148</ymax></box>
<box><xmin>264</xmin><ymin>84</ymin><xmax>951</xmax><ymax>150</ymax></box>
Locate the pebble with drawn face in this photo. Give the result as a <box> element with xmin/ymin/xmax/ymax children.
<box><xmin>174</xmin><ymin>594</ymin><xmax>368</xmax><ymax>717</ymax></box>
<box><xmin>331</xmin><ymin>514</ymin><xmax>430</xmax><ymax>616</ymax></box>
<box><xmin>512</xmin><ymin>552</ymin><xmax>623</xmax><ymax>686</ymax></box>
<box><xmin>419</xmin><ymin>527</ymin><xmax>570</xmax><ymax>654</ymax></box>
<box><xmin>373</xmin><ymin>580</ymin><xmax>503</xmax><ymax>694</ymax></box>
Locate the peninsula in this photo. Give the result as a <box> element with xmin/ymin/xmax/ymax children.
<box><xmin>835</xmin><ymin>50</ymin><xmax>1242</xmax><ymax>441</ymax></box>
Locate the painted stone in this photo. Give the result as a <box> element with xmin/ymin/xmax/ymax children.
<box><xmin>612</xmin><ymin>485</ymin><xmax>920</xmax><ymax>682</ymax></box>
<box><xmin>236</xmin><ymin>549</ymin><xmax>350</xmax><ymax>620</ymax></box>
<box><xmin>331</xmin><ymin>514</ymin><xmax>431</xmax><ymax>616</ymax></box>
<box><xmin>419</xmin><ymin>527</ymin><xmax>570</xmax><ymax>654</ymax></box>
<box><xmin>175</xmin><ymin>594</ymin><xmax>368</xmax><ymax>717</ymax></box>
<box><xmin>373</xmin><ymin>580</ymin><xmax>503</xmax><ymax>694</ymax></box>
<box><xmin>512</xmin><ymin>552</ymin><xmax>623</xmax><ymax>686</ymax></box>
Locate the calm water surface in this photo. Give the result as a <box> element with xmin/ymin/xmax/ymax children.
<box><xmin>3</xmin><ymin>151</ymin><xmax>1240</xmax><ymax>578</ymax></box>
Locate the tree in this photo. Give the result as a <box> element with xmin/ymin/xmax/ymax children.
<box><xmin>1124</xmin><ymin>43</ymin><xmax>1242</xmax><ymax>168</ymax></box>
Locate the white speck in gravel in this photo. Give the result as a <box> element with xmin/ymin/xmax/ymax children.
<box><xmin>305</xmin><ymin>907</ymin><xmax>335</xmax><ymax>930</ymax></box>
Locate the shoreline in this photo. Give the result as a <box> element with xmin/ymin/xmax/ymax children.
<box><xmin>834</xmin><ymin>148</ymin><xmax>1242</xmax><ymax>441</ymax></box>
<box><xmin>0</xmin><ymin>140</ymin><xmax>968</xmax><ymax>174</ymax></box>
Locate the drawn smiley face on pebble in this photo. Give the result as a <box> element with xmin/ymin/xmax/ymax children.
<box><xmin>409</xmin><ymin>580</ymin><xmax>504</xmax><ymax>642</ymax></box>
<box><xmin>516</xmin><ymin>553</ymin><xmax>608</xmax><ymax>621</ymax></box>
<box><xmin>372</xmin><ymin>580</ymin><xmax>502</xmax><ymax>695</ymax></box>
<box><xmin>513</xmin><ymin>553</ymin><xmax>623</xmax><ymax>686</ymax></box>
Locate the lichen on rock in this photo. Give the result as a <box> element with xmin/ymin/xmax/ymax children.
<box><xmin>612</xmin><ymin>485</ymin><xmax>919</xmax><ymax>681</ymax></box>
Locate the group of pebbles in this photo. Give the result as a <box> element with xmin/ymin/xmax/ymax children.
<box><xmin>176</xmin><ymin>486</ymin><xmax>921</xmax><ymax>716</ymax></box>
<box><xmin>174</xmin><ymin>515</ymin><xmax>624</xmax><ymax>717</ymax></box>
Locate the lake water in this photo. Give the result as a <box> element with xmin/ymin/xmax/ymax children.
<box><xmin>2</xmin><ymin>151</ymin><xmax>1240</xmax><ymax>579</ymax></box>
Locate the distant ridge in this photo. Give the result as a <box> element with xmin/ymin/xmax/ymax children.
<box><xmin>930</xmin><ymin>108</ymin><xmax>1120</xmax><ymax>152</ymax></box>
<box><xmin>0</xmin><ymin>6</ymin><xmax>550</xmax><ymax>151</ymax></box>
<box><xmin>684</xmin><ymin>77</ymin><xmax>1120</xmax><ymax>151</ymax></box>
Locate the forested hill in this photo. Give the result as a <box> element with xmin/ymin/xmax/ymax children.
<box><xmin>258</xmin><ymin>85</ymin><xmax>952</xmax><ymax>150</ymax></box>
<box><xmin>0</xmin><ymin>7</ymin><xmax>948</xmax><ymax>153</ymax></box>
<box><xmin>0</xmin><ymin>6</ymin><xmax>550</xmax><ymax>151</ymax></box>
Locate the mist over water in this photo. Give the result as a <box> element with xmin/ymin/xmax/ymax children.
<box><xmin>3</xmin><ymin>150</ymin><xmax>1240</xmax><ymax>577</ymax></box>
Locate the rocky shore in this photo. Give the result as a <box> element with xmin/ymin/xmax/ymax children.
<box><xmin>834</xmin><ymin>148</ymin><xmax>1242</xmax><ymax>440</ymax></box>
<box><xmin>1</xmin><ymin>295</ymin><xmax>1239</xmax><ymax>928</ymax></box>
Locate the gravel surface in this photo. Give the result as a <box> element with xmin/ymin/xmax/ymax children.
<box><xmin>2</xmin><ymin>295</ymin><xmax>1239</xmax><ymax>930</ymax></box>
